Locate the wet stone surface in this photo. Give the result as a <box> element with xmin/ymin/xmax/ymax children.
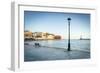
<box><xmin>24</xmin><ymin>44</ymin><xmax>90</xmax><ymax>62</ymax></box>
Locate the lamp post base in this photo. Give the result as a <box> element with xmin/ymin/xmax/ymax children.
<box><xmin>68</xmin><ymin>49</ymin><xmax>71</xmax><ymax>51</ymax></box>
<box><xmin>67</xmin><ymin>48</ymin><xmax>71</xmax><ymax>51</ymax></box>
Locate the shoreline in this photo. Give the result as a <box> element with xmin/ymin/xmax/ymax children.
<box><xmin>24</xmin><ymin>39</ymin><xmax>90</xmax><ymax>42</ymax></box>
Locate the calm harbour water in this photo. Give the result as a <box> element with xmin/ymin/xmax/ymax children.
<box><xmin>26</xmin><ymin>39</ymin><xmax>90</xmax><ymax>52</ymax></box>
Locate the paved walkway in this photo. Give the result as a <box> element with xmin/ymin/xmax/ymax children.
<box><xmin>24</xmin><ymin>44</ymin><xmax>90</xmax><ymax>62</ymax></box>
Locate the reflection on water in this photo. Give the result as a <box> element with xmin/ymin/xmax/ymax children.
<box><xmin>25</xmin><ymin>39</ymin><xmax>90</xmax><ymax>52</ymax></box>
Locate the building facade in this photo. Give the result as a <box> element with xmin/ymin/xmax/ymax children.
<box><xmin>24</xmin><ymin>31</ymin><xmax>61</xmax><ymax>40</ymax></box>
<box><xmin>24</xmin><ymin>31</ymin><xmax>34</xmax><ymax>40</ymax></box>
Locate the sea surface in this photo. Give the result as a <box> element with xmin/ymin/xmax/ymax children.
<box><xmin>25</xmin><ymin>39</ymin><xmax>90</xmax><ymax>52</ymax></box>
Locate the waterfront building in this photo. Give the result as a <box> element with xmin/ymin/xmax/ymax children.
<box><xmin>24</xmin><ymin>31</ymin><xmax>61</xmax><ymax>40</ymax></box>
<box><xmin>54</xmin><ymin>35</ymin><xmax>61</xmax><ymax>39</ymax></box>
<box><xmin>24</xmin><ymin>31</ymin><xmax>34</xmax><ymax>40</ymax></box>
<box><xmin>47</xmin><ymin>34</ymin><xmax>55</xmax><ymax>40</ymax></box>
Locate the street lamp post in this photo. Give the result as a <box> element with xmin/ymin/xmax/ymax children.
<box><xmin>67</xmin><ymin>18</ymin><xmax>71</xmax><ymax>51</ymax></box>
